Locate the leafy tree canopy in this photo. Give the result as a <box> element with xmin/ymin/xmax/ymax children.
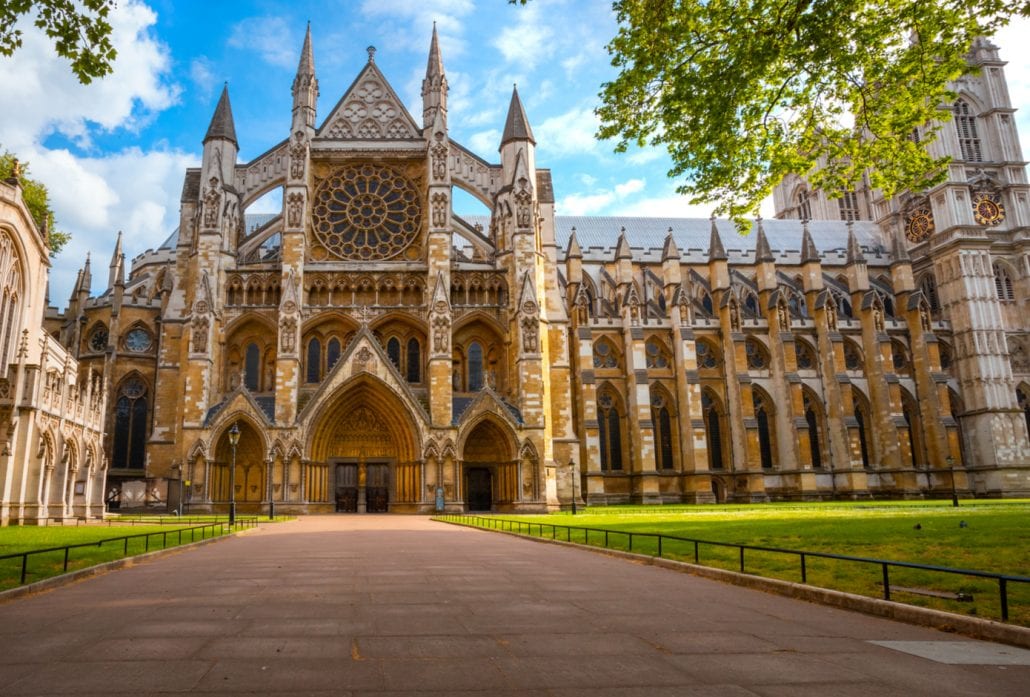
<box><xmin>517</xmin><ymin>1</ymin><xmax>1027</xmax><ymax>230</ymax></box>
<box><xmin>1</xmin><ymin>152</ymin><xmax>71</xmax><ymax>256</ymax></box>
<box><xmin>0</xmin><ymin>0</ymin><xmax>117</xmax><ymax>84</ymax></box>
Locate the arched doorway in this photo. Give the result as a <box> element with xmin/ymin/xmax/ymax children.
<box><xmin>461</xmin><ymin>419</ymin><xmax>516</xmax><ymax>512</ymax></box>
<box><xmin>213</xmin><ymin>420</ymin><xmax>266</xmax><ymax>507</ymax></box>
<box><xmin>308</xmin><ymin>377</ymin><xmax>422</xmax><ymax>513</ymax></box>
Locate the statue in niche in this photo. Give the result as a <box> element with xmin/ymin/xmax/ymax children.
<box><xmin>431</xmin><ymin>191</ymin><xmax>448</xmax><ymax>227</ymax></box>
<box><xmin>777</xmin><ymin>300</ymin><xmax>790</xmax><ymax>331</ymax></box>
<box><xmin>287</xmin><ymin>192</ymin><xmax>304</xmax><ymax>228</ymax></box>
<box><xmin>825</xmin><ymin>299</ymin><xmax>838</xmax><ymax>331</ymax></box>
<box><xmin>202</xmin><ymin>178</ymin><xmax>221</xmax><ymax>228</ymax></box>
<box><xmin>279</xmin><ymin>316</ymin><xmax>297</xmax><ymax>353</ymax></box>
<box><xmin>430</xmin><ymin>133</ymin><xmax>448</xmax><ymax>180</ymax></box>
<box><xmin>729</xmin><ymin>299</ymin><xmax>741</xmax><ymax>331</ymax></box>
<box><xmin>191</xmin><ymin>316</ymin><xmax>209</xmax><ymax>353</ymax></box>
<box><xmin>433</xmin><ymin>316</ymin><xmax>450</xmax><ymax>353</ymax></box>
<box><xmin>873</xmin><ymin>307</ymin><xmax>885</xmax><ymax>332</ymax></box>
<box><xmin>521</xmin><ymin>317</ymin><xmax>539</xmax><ymax>353</ymax></box>
<box><xmin>289</xmin><ymin>131</ymin><xmax>306</xmax><ymax>179</ymax></box>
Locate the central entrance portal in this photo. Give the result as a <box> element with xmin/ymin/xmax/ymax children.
<box><xmin>333</xmin><ymin>461</ymin><xmax>390</xmax><ymax>513</ymax></box>
<box><xmin>467</xmin><ymin>468</ymin><xmax>492</xmax><ymax>511</ymax></box>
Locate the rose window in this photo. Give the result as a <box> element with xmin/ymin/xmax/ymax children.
<box><xmin>311</xmin><ymin>164</ymin><xmax>422</xmax><ymax>260</ymax></box>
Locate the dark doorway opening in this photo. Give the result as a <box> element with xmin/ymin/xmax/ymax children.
<box><xmin>467</xmin><ymin>467</ymin><xmax>492</xmax><ymax>511</ymax></box>
<box><xmin>335</xmin><ymin>463</ymin><xmax>358</xmax><ymax>512</ymax></box>
<box><xmin>366</xmin><ymin>463</ymin><xmax>390</xmax><ymax>513</ymax></box>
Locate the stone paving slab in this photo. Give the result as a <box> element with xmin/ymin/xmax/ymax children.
<box><xmin>0</xmin><ymin>515</ymin><xmax>1026</xmax><ymax>696</ymax></box>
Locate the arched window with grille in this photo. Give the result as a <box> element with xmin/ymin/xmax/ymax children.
<box><xmin>954</xmin><ymin>99</ymin><xmax>982</xmax><ymax>162</ymax></box>
<box><xmin>645</xmin><ymin>338</ymin><xmax>670</xmax><ymax>369</ymax></box>
<box><xmin>753</xmin><ymin>389</ymin><xmax>775</xmax><ymax>469</ymax></box>
<box><xmin>306</xmin><ymin>338</ymin><xmax>321</xmax><ymax>383</ymax></box>
<box><xmin>852</xmin><ymin>387</ymin><xmax>872</xmax><ymax>468</ymax></box>
<box><xmin>702</xmin><ymin>389</ymin><xmax>725</xmax><ymax>470</ymax></box>
<box><xmin>844</xmin><ymin>340</ymin><xmax>863</xmax><ymax>371</ymax></box>
<box><xmin>597</xmin><ymin>389</ymin><xmax>623</xmax><ymax>471</ymax></box>
<box><xmin>696</xmin><ymin>339</ymin><xmax>721</xmax><ymax>370</ymax></box>
<box><xmin>650</xmin><ymin>387</ymin><xmax>675</xmax><ymax>470</ymax></box>
<box><xmin>244</xmin><ymin>343</ymin><xmax>261</xmax><ymax>391</ymax></box>
<box><xmin>467</xmin><ymin>341</ymin><xmax>484</xmax><ymax>391</ymax></box>
<box><xmin>112</xmin><ymin>377</ymin><xmax>148</xmax><ymax>469</ymax></box>
<box><xmin>993</xmin><ymin>263</ymin><xmax>1015</xmax><ymax>301</ymax></box>
<box><xmin>919</xmin><ymin>274</ymin><xmax>940</xmax><ymax>316</ymax></box>
<box><xmin>0</xmin><ymin>232</ymin><xmax>22</xmax><ymax>374</ymax></box>
<box><xmin>1018</xmin><ymin>386</ymin><xmax>1030</xmax><ymax>443</ymax></box>
<box><xmin>592</xmin><ymin>337</ymin><xmax>619</xmax><ymax>369</ymax></box>
<box><xmin>838</xmin><ymin>190</ymin><xmax>860</xmax><ymax>221</ymax></box>
<box><xmin>901</xmin><ymin>391</ymin><xmax>923</xmax><ymax>468</ymax></box>
<box><xmin>795</xmin><ymin>340</ymin><xmax>816</xmax><ymax>371</ymax></box>
<box><xmin>406</xmin><ymin>337</ymin><xmax>421</xmax><ymax>383</ymax></box>
<box><xmin>745</xmin><ymin>338</ymin><xmax>769</xmax><ymax>370</ymax></box>
<box><xmin>796</xmin><ymin>187</ymin><xmax>812</xmax><ymax>220</ymax></box>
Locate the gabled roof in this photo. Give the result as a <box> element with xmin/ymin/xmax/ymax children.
<box><xmin>316</xmin><ymin>54</ymin><xmax>421</xmax><ymax>140</ymax></box>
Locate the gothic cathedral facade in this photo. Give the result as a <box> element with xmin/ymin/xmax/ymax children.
<box><xmin>28</xmin><ymin>30</ymin><xmax>1029</xmax><ymax>520</ymax></box>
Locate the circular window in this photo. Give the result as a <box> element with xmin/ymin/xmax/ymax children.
<box><xmin>89</xmin><ymin>327</ymin><xmax>108</xmax><ymax>352</ymax></box>
<box><xmin>124</xmin><ymin>328</ymin><xmax>153</xmax><ymax>352</ymax></box>
<box><xmin>311</xmin><ymin>164</ymin><xmax>422</xmax><ymax>260</ymax></box>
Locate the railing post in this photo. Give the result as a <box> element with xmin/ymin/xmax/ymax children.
<box><xmin>1000</xmin><ymin>578</ymin><xmax>1009</xmax><ymax>621</ymax></box>
<box><xmin>628</xmin><ymin>533</ymin><xmax>633</xmax><ymax>552</ymax></box>
<box><xmin>694</xmin><ymin>541</ymin><xmax>699</xmax><ymax>564</ymax></box>
<box><xmin>21</xmin><ymin>553</ymin><xmax>27</xmax><ymax>584</ymax></box>
<box><xmin>882</xmin><ymin>564</ymin><xmax>891</xmax><ymax>601</ymax></box>
<box><xmin>63</xmin><ymin>547</ymin><xmax>70</xmax><ymax>572</ymax></box>
<box><xmin>658</xmin><ymin>536</ymin><xmax>663</xmax><ymax>558</ymax></box>
<box><xmin>800</xmin><ymin>553</ymin><xmax>807</xmax><ymax>584</ymax></box>
<box><xmin>739</xmin><ymin>546</ymin><xmax>744</xmax><ymax>573</ymax></box>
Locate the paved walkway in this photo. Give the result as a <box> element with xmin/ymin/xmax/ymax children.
<box><xmin>0</xmin><ymin>516</ymin><xmax>1027</xmax><ymax>696</ymax></box>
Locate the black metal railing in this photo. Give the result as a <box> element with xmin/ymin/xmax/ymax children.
<box><xmin>436</xmin><ymin>515</ymin><xmax>1030</xmax><ymax>622</ymax></box>
<box><xmin>0</xmin><ymin>519</ymin><xmax>257</xmax><ymax>588</ymax></box>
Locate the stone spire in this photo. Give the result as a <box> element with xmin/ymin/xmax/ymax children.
<box><xmin>565</xmin><ymin>227</ymin><xmax>582</xmax><ymax>259</ymax></box>
<box><xmin>291</xmin><ymin>23</ymin><xmax>318</xmax><ymax>129</ymax></box>
<box><xmin>708</xmin><ymin>215</ymin><xmax>727</xmax><ymax>261</ymax></box>
<box><xmin>421</xmin><ymin>23</ymin><xmax>448</xmax><ymax>129</ymax></box>
<box><xmin>615</xmin><ymin>227</ymin><xmax>632</xmax><ymax>260</ymax></box>
<box><xmin>501</xmin><ymin>85</ymin><xmax>536</xmax><ymax>146</ymax></box>
<box><xmin>81</xmin><ymin>252</ymin><xmax>92</xmax><ymax>293</ymax></box>
<box><xmin>846</xmin><ymin>222</ymin><xmax>866</xmax><ymax>264</ymax></box>
<box><xmin>108</xmin><ymin>231</ymin><xmax>123</xmax><ymax>289</ymax></box>
<box><xmin>754</xmin><ymin>217</ymin><xmax>774</xmax><ymax>263</ymax></box>
<box><xmin>800</xmin><ymin>220</ymin><xmax>820</xmax><ymax>264</ymax></box>
<box><xmin>889</xmin><ymin>226</ymin><xmax>911</xmax><ymax>266</ymax></box>
<box><xmin>661</xmin><ymin>227</ymin><xmax>681</xmax><ymax>261</ymax></box>
<box><xmin>204</xmin><ymin>84</ymin><xmax>238</xmax><ymax>145</ymax></box>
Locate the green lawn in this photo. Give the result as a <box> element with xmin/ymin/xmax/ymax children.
<box><xmin>459</xmin><ymin>500</ymin><xmax>1030</xmax><ymax>626</ymax></box>
<box><xmin>0</xmin><ymin>521</ymin><xmax>234</xmax><ymax>590</ymax></box>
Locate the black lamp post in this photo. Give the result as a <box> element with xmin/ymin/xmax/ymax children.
<box><xmin>570</xmin><ymin>459</ymin><xmax>577</xmax><ymax>515</ymax></box>
<box><xmin>948</xmin><ymin>455</ymin><xmax>959</xmax><ymax>507</ymax></box>
<box><xmin>171</xmin><ymin>462</ymin><xmax>183</xmax><ymax>517</ymax></box>
<box><xmin>228</xmin><ymin>423</ymin><xmax>240</xmax><ymax>525</ymax></box>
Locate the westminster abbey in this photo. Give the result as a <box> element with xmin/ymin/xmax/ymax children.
<box><xmin>0</xmin><ymin>29</ymin><xmax>1027</xmax><ymax>522</ymax></box>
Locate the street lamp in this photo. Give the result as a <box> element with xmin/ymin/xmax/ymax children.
<box><xmin>228</xmin><ymin>423</ymin><xmax>240</xmax><ymax>525</ymax></box>
<box><xmin>948</xmin><ymin>455</ymin><xmax>959</xmax><ymax>508</ymax></box>
<box><xmin>570</xmin><ymin>459</ymin><xmax>577</xmax><ymax>515</ymax></box>
<box><xmin>171</xmin><ymin>462</ymin><xmax>183</xmax><ymax>517</ymax></box>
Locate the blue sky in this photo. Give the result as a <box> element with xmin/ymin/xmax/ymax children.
<box><xmin>3</xmin><ymin>0</ymin><xmax>1030</xmax><ymax>306</ymax></box>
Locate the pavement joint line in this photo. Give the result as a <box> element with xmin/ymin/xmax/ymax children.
<box><xmin>438</xmin><ymin>519</ymin><xmax>1030</xmax><ymax>650</ymax></box>
<box><xmin>0</xmin><ymin>525</ymin><xmax>258</xmax><ymax>605</ymax></box>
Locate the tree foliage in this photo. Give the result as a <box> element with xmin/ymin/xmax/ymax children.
<box><xmin>1</xmin><ymin>152</ymin><xmax>71</xmax><ymax>256</ymax></box>
<box><xmin>0</xmin><ymin>0</ymin><xmax>117</xmax><ymax>84</ymax></box>
<box><xmin>580</xmin><ymin>1</ymin><xmax>1026</xmax><ymax>229</ymax></box>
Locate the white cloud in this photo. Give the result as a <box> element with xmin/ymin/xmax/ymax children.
<box><xmin>492</xmin><ymin>1</ymin><xmax>553</xmax><ymax>68</ymax></box>
<box><xmin>557</xmin><ymin>177</ymin><xmax>647</xmax><ymax>216</ymax></box>
<box><xmin>536</xmin><ymin>107</ymin><xmax>601</xmax><ymax>157</ymax></box>
<box><xmin>0</xmin><ymin>1</ymin><xmax>191</xmax><ymax>303</ymax></box>
<box><xmin>468</xmin><ymin>129</ymin><xmax>501</xmax><ymax>154</ymax></box>
<box><xmin>615</xmin><ymin>178</ymin><xmax>645</xmax><ymax>197</ymax></box>
<box><xmin>626</xmin><ymin>148</ymin><xmax>665</xmax><ymax>166</ymax></box>
<box><xmin>189</xmin><ymin>57</ymin><xmax>218</xmax><ymax>98</ymax></box>
<box><xmin>228</xmin><ymin>17</ymin><xmax>298</xmax><ymax>69</ymax></box>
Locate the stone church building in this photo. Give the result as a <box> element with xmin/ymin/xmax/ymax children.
<box><xmin>22</xmin><ymin>29</ymin><xmax>1029</xmax><ymax>518</ymax></box>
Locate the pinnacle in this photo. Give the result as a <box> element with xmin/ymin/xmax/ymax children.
<box><xmin>754</xmin><ymin>217</ymin><xmax>774</xmax><ymax>263</ymax></box>
<box><xmin>566</xmin><ymin>227</ymin><xmax>582</xmax><ymax>259</ymax></box>
<box><xmin>846</xmin><ymin>222</ymin><xmax>866</xmax><ymax>264</ymax></box>
<box><xmin>204</xmin><ymin>84</ymin><xmax>238</xmax><ymax>146</ymax></box>
<box><xmin>800</xmin><ymin>221</ymin><xmax>820</xmax><ymax>264</ymax></box>
<box><xmin>708</xmin><ymin>215</ymin><xmax>728</xmax><ymax>261</ymax></box>
<box><xmin>296</xmin><ymin>23</ymin><xmax>315</xmax><ymax>79</ymax></box>
<box><xmin>501</xmin><ymin>84</ymin><xmax>535</xmax><ymax>146</ymax></box>
<box><xmin>662</xmin><ymin>227</ymin><xmax>681</xmax><ymax>261</ymax></box>
<box><xmin>426</xmin><ymin>22</ymin><xmax>444</xmax><ymax>79</ymax></box>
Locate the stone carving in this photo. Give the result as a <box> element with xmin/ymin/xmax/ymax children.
<box><xmin>287</xmin><ymin>192</ymin><xmax>304</xmax><ymax>228</ymax></box>
<box><xmin>430</xmin><ymin>133</ymin><xmax>448</xmax><ymax>180</ymax></box>
<box><xmin>431</xmin><ymin>191</ymin><xmax>448</xmax><ymax>228</ymax></box>
<box><xmin>825</xmin><ymin>298</ymin><xmax>838</xmax><ymax>331</ymax></box>
<box><xmin>353</xmin><ymin>346</ymin><xmax>376</xmax><ymax>373</ymax></box>
<box><xmin>191</xmin><ymin>316</ymin><xmax>209</xmax><ymax>354</ymax></box>
<box><xmin>433</xmin><ymin>315</ymin><xmax>450</xmax><ymax>353</ymax></box>
<box><xmin>1009</xmin><ymin>335</ymin><xmax>1028</xmax><ymax>372</ymax></box>
<box><xmin>521</xmin><ymin>316</ymin><xmax>539</xmax><ymax>353</ymax></box>
<box><xmin>919</xmin><ymin>304</ymin><xmax>932</xmax><ymax>332</ymax></box>
<box><xmin>777</xmin><ymin>298</ymin><xmax>790</xmax><ymax>331</ymax></box>
<box><xmin>729</xmin><ymin>298</ymin><xmax>741</xmax><ymax>331</ymax></box>
<box><xmin>514</xmin><ymin>180</ymin><xmax>533</xmax><ymax>228</ymax></box>
<box><xmin>322</xmin><ymin>76</ymin><xmax>419</xmax><ymax>140</ymax></box>
<box><xmin>202</xmin><ymin>177</ymin><xmax>221</xmax><ymax>228</ymax></box>
<box><xmin>288</xmin><ymin>131</ymin><xmax>306</xmax><ymax>180</ymax></box>
<box><xmin>873</xmin><ymin>306</ymin><xmax>885</xmax><ymax>332</ymax></box>
<box><xmin>279</xmin><ymin>316</ymin><xmax>297</xmax><ymax>353</ymax></box>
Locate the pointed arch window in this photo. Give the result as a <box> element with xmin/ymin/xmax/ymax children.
<box><xmin>406</xmin><ymin>337</ymin><xmax>421</xmax><ymax>383</ymax></box>
<box><xmin>700</xmin><ymin>292</ymin><xmax>714</xmax><ymax>317</ymax></box>
<box><xmin>741</xmin><ymin>291</ymin><xmax>761</xmax><ymax>318</ymax></box>
<box><xmin>803</xmin><ymin>391</ymin><xmax>823</xmax><ymax>469</ymax></box>
<box><xmin>306</xmin><ymin>338</ymin><xmax>321</xmax><ymax>384</ymax></box>
<box><xmin>853</xmin><ymin>388</ymin><xmax>872</xmax><ymax>469</ymax></box>
<box><xmin>795</xmin><ymin>340</ymin><xmax>816</xmax><ymax>370</ymax></box>
<box><xmin>650</xmin><ymin>388</ymin><xmax>674</xmax><ymax>470</ymax></box>
<box><xmin>112</xmin><ymin>378</ymin><xmax>148</xmax><ymax>470</ymax></box>
<box><xmin>467</xmin><ymin>341</ymin><xmax>484</xmax><ymax>391</ymax></box>
<box><xmin>702</xmin><ymin>390</ymin><xmax>724</xmax><ymax>470</ymax></box>
<box><xmin>0</xmin><ymin>233</ymin><xmax>22</xmax><ymax>374</ymax></box>
<box><xmin>954</xmin><ymin>100</ymin><xmax>982</xmax><ymax>162</ymax></box>
<box><xmin>844</xmin><ymin>341</ymin><xmax>863</xmax><ymax>371</ymax></box>
<box><xmin>244</xmin><ymin>343</ymin><xmax>261</xmax><ymax>391</ymax></box>
<box><xmin>745</xmin><ymin>339</ymin><xmax>769</xmax><ymax>370</ymax></box>
<box><xmin>645</xmin><ymin>338</ymin><xmax>670</xmax><ymax>369</ymax></box>
<box><xmin>1018</xmin><ymin>387</ymin><xmax>1030</xmax><ymax>443</ymax></box>
<box><xmin>327</xmin><ymin>337</ymin><xmax>341</xmax><ymax>372</ymax></box>
<box><xmin>901</xmin><ymin>392</ymin><xmax>923</xmax><ymax>468</ymax></box>
<box><xmin>696</xmin><ymin>340</ymin><xmax>720</xmax><ymax>370</ymax></box>
<box><xmin>592</xmin><ymin>337</ymin><xmax>619</xmax><ymax>369</ymax></box>
<box><xmin>919</xmin><ymin>274</ymin><xmax>940</xmax><ymax>315</ymax></box>
<box><xmin>796</xmin><ymin>187</ymin><xmax>812</xmax><ymax>220</ymax></box>
<box><xmin>386</xmin><ymin>337</ymin><xmax>401</xmax><ymax>370</ymax></box>
<box><xmin>597</xmin><ymin>390</ymin><xmax>623</xmax><ymax>471</ymax></box>
<box><xmin>753</xmin><ymin>390</ymin><xmax>775</xmax><ymax>469</ymax></box>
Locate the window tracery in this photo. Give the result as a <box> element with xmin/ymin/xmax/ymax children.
<box><xmin>597</xmin><ymin>389</ymin><xmax>623</xmax><ymax>471</ymax></box>
<box><xmin>954</xmin><ymin>100</ymin><xmax>982</xmax><ymax>162</ymax></box>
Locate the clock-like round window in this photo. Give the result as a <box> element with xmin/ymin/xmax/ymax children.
<box><xmin>972</xmin><ymin>192</ymin><xmax>1005</xmax><ymax>226</ymax></box>
<box><xmin>311</xmin><ymin>164</ymin><xmax>422</xmax><ymax>260</ymax></box>
<box><xmin>124</xmin><ymin>328</ymin><xmax>153</xmax><ymax>352</ymax></box>
<box><xmin>904</xmin><ymin>206</ymin><xmax>934</xmax><ymax>243</ymax></box>
<box><xmin>89</xmin><ymin>327</ymin><xmax>108</xmax><ymax>352</ymax></box>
